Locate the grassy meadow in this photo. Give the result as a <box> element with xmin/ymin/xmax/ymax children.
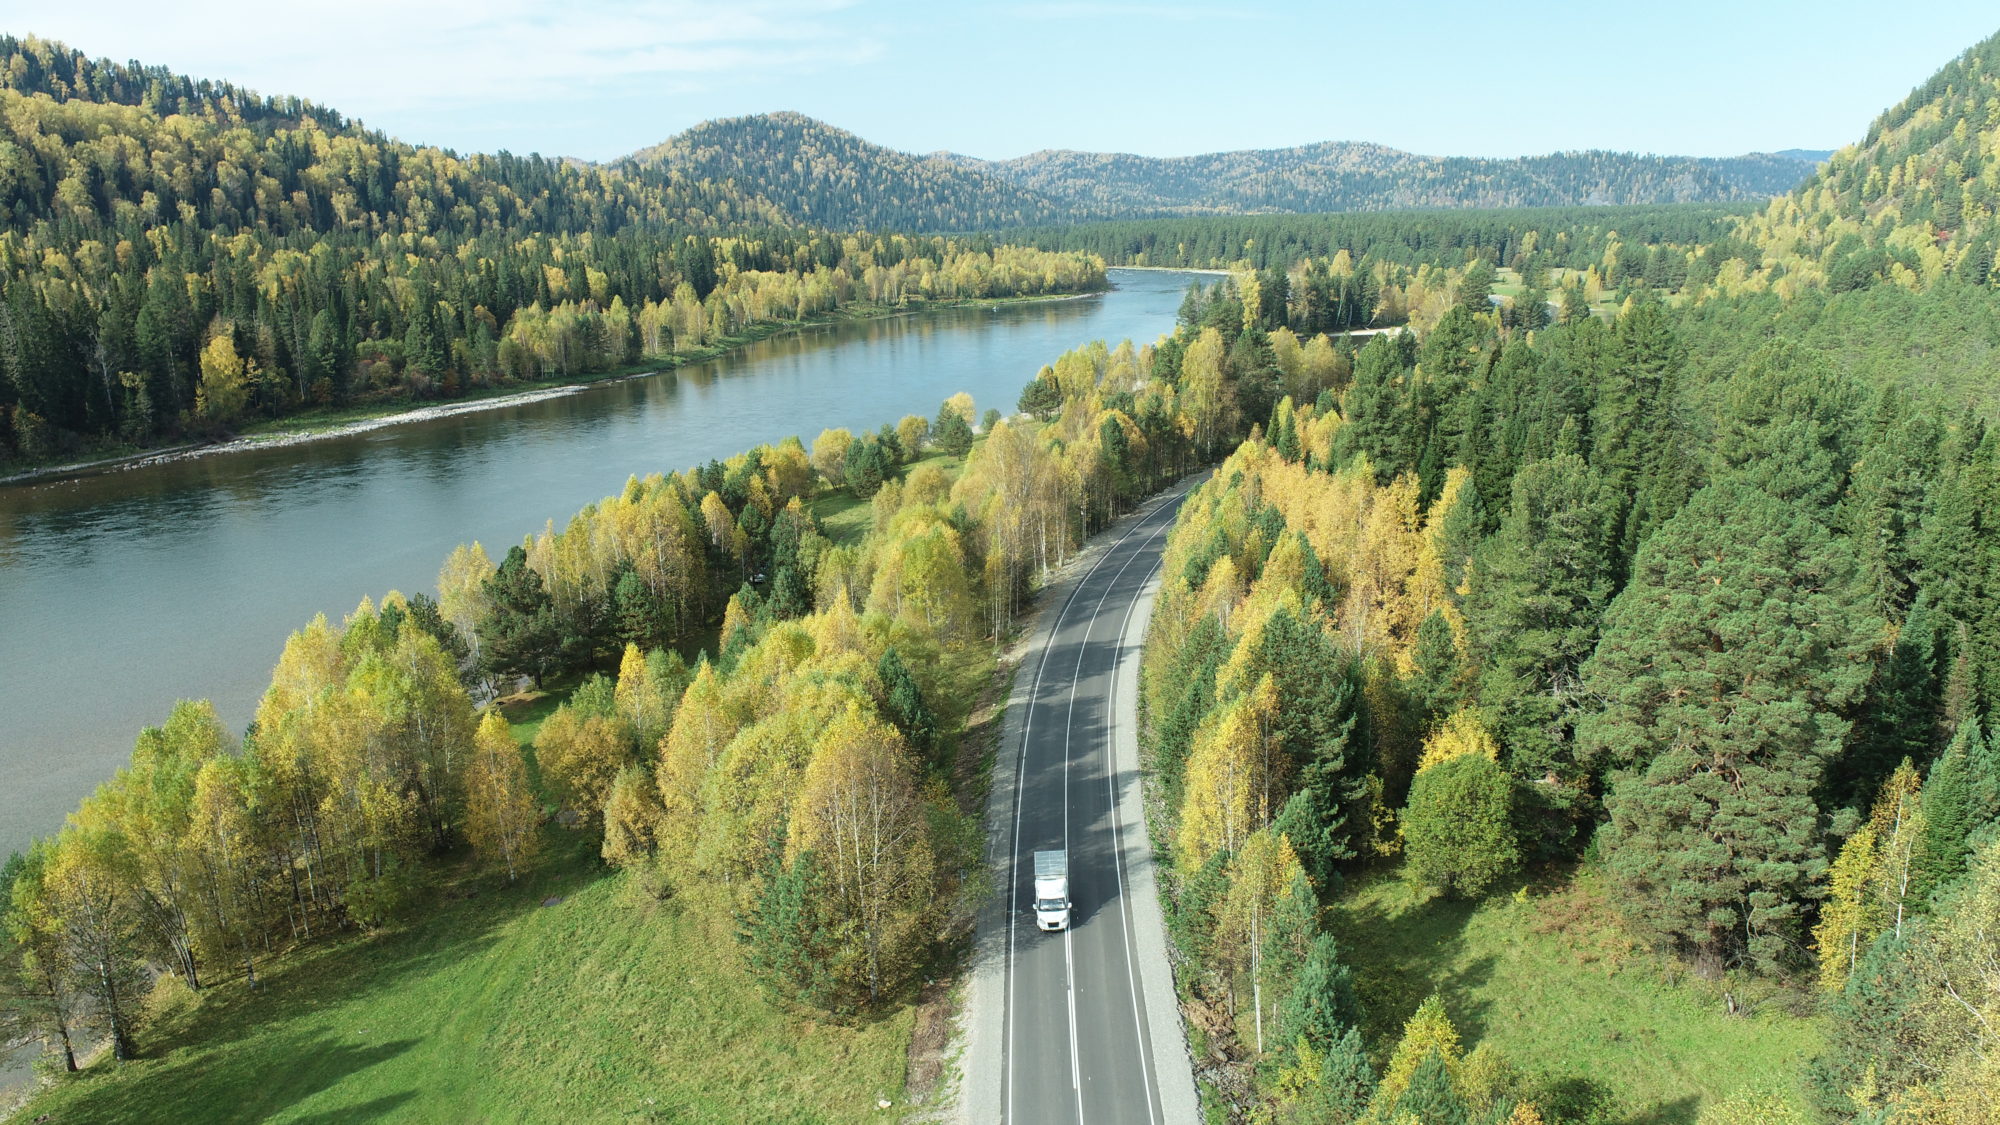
<box><xmin>1329</xmin><ymin>866</ymin><xmax>1822</xmax><ymax>1124</ymax></box>
<box><xmin>17</xmin><ymin>833</ymin><xmax>913</xmax><ymax>1124</ymax></box>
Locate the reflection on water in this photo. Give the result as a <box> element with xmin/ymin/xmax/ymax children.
<box><xmin>0</xmin><ymin>270</ymin><xmax>1198</xmax><ymax>857</ymax></box>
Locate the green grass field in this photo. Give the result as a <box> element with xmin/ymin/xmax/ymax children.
<box><xmin>1329</xmin><ymin>866</ymin><xmax>1820</xmax><ymax>1124</ymax></box>
<box><xmin>807</xmin><ymin>447</ymin><xmax>972</xmax><ymax>548</ymax></box>
<box><xmin>18</xmin><ymin>836</ymin><xmax>912</xmax><ymax>1124</ymax></box>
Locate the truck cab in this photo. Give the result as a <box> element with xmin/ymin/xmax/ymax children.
<box><xmin>1033</xmin><ymin>849</ymin><xmax>1070</xmax><ymax>932</ymax></box>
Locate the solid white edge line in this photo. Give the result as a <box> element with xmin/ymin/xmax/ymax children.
<box><xmin>1109</xmin><ymin>547</ymin><xmax>1169</xmax><ymax>1125</ymax></box>
<box><xmin>1056</xmin><ymin>493</ymin><xmax>1180</xmax><ymax>1122</ymax></box>
<box><xmin>1004</xmin><ymin>489</ymin><xmax>1179</xmax><ymax>1124</ymax></box>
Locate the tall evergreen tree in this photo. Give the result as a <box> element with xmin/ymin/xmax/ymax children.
<box><xmin>477</xmin><ymin>546</ymin><xmax>561</xmax><ymax>687</ymax></box>
<box><xmin>1252</xmin><ymin>610</ymin><xmax>1371</xmax><ymax>879</ymax></box>
<box><xmin>1911</xmin><ymin>720</ymin><xmax>1994</xmax><ymax>905</ymax></box>
<box><xmin>1465</xmin><ymin>448</ymin><xmax>1615</xmax><ymax>780</ymax></box>
<box><xmin>1804</xmin><ymin>931</ymin><xmax>1926</xmax><ymax>1121</ymax></box>
<box><xmin>1391</xmin><ymin>1051</ymin><xmax>1471</xmax><ymax>1125</ymax></box>
<box><xmin>1578</xmin><ymin>483</ymin><xmax>1878</xmax><ymax>972</ymax></box>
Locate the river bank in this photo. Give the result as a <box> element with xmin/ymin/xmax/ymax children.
<box><xmin>0</xmin><ymin>288</ymin><xmax>1107</xmax><ymax>489</ymax></box>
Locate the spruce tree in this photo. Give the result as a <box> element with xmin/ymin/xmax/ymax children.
<box><xmin>1152</xmin><ymin>615</ymin><xmax>1227</xmax><ymax>814</ymax></box>
<box><xmin>1804</xmin><ymin>931</ymin><xmax>1925</xmax><ymax>1121</ymax></box>
<box><xmin>877</xmin><ymin>647</ymin><xmax>937</xmax><ymax>769</ymax></box>
<box><xmin>1578</xmin><ymin>483</ymin><xmax>1878</xmax><ymax>972</ymax></box>
<box><xmin>933</xmin><ymin>402</ymin><xmax>975</xmax><ymax>458</ymax></box>
<box><xmin>1391</xmin><ymin>1051</ymin><xmax>1471</xmax><ymax>1125</ymax></box>
<box><xmin>478</xmin><ymin>545</ymin><xmax>560</xmax><ymax>687</ymax></box>
<box><xmin>843</xmin><ymin>435</ymin><xmax>888</xmax><ymax>497</ymax></box>
<box><xmin>1303</xmin><ymin>1026</ymin><xmax>1376</xmax><ymax>1124</ymax></box>
<box><xmin>1334</xmin><ymin>333</ymin><xmax>1412</xmax><ymax>480</ymax></box>
<box><xmin>1406</xmin><ymin>610</ymin><xmax>1465</xmax><ymax>727</ymax></box>
<box><xmin>1457</xmin><ymin>259</ymin><xmax>1496</xmax><ymax>313</ymax></box>
<box><xmin>1839</xmin><ymin>597</ymin><xmax>1943</xmax><ymax>808</ymax></box>
<box><xmin>1251</xmin><ymin>610</ymin><xmax>1371</xmax><ymax>878</ymax></box>
<box><xmin>1466</xmin><ymin>449</ymin><xmax>1615</xmax><ymax>780</ymax></box>
<box><xmin>1911</xmin><ymin>720</ymin><xmax>1990</xmax><ymax>905</ymax></box>
<box><xmin>1277</xmin><ymin>932</ymin><xmax>1363</xmax><ymax>1054</ymax></box>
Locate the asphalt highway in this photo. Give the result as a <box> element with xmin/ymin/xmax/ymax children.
<box><xmin>963</xmin><ymin>480</ymin><xmax>1200</xmax><ymax>1125</ymax></box>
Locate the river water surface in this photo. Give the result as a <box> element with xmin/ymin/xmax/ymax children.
<box><xmin>0</xmin><ymin>268</ymin><xmax>1200</xmax><ymax>860</ymax></box>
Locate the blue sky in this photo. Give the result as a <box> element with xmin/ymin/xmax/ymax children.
<box><xmin>16</xmin><ymin>2</ymin><xmax>2000</xmax><ymax>163</ymax></box>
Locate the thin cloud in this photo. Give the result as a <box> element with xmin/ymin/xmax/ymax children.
<box><xmin>1007</xmin><ymin>3</ymin><xmax>1228</xmax><ymax>20</ymax></box>
<box><xmin>21</xmin><ymin>1</ymin><xmax>879</xmax><ymax>117</ymax></box>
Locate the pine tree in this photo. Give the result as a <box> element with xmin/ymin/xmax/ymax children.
<box><xmin>1579</xmin><ymin>483</ymin><xmax>1877</xmax><ymax>973</ymax></box>
<box><xmin>740</xmin><ymin>849</ymin><xmax>840</xmax><ymax>1013</ymax></box>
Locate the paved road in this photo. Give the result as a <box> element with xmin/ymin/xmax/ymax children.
<box><xmin>960</xmin><ymin>481</ymin><xmax>1200</xmax><ymax>1125</ymax></box>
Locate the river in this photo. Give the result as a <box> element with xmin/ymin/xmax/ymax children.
<box><xmin>0</xmin><ymin>268</ymin><xmax>1201</xmax><ymax>862</ymax></box>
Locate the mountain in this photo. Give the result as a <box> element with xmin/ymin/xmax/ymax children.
<box><xmin>1774</xmin><ymin>148</ymin><xmax>1837</xmax><ymax>164</ymax></box>
<box><xmin>946</xmin><ymin>143</ymin><xmax>1814</xmax><ymax>218</ymax></box>
<box><xmin>618</xmin><ymin>114</ymin><xmax>1816</xmax><ymax>231</ymax></box>
<box><xmin>1731</xmin><ymin>29</ymin><xmax>2000</xmax><ymax>290</ymax></box>
<box><xmin>0</xmin><ymin>36</ymin><xmax>788</xmax><ymax>240</ymax></box>
<box><xmin>621</xmin><ymin>112</ymin><xmax>1077</xmax><ymax>232</ymax></box>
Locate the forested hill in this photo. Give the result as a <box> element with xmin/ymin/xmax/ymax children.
<box><xmin>0</xmin><ymin>36</ymin><xmax>1105</xmax><ymax>468</ymax></box>
<box><xmin>621</xmin><ymin>112</ymin><xmax>1077</xmax><ymax>231</ymax></box>
<box><xmin>0</xmin><ymin>36</ymin><xmax>788</xmax><ymax>238</ymax></box>
<box><xmin>1729</xmin><ymin>27</ymin><xmax>2000</xmax><ymax>291</ymax></box>
<box><xmin>947</xmin><ymin>143</ymin><xmax>1818</xmax><ymax>217</ymax></box>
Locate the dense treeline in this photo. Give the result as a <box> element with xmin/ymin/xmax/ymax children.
<box><xmin>967</xmin><ymin>142</ymin><xmax>1810</xmax><ymax>219</ymax></box>
<box><xmin>1139</xmin><ymin>278</ymin><xmax>2000</xmax><ymax>1119</ymax></box>
<box><xmin>0</xmin><ymin>36</ymin><xmax>1104</xmax><ymax>466</ymax></box>
<box><xmin>1001</xmin><ymin>204</ymin><xmax>1749</xmax><ymax>274</ymax></box>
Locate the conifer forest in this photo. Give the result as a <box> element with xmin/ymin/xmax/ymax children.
<box><xmin>4</xmin><ymin>18</ymin><xmax>2000</xmax><ymax>1125</ymax></box>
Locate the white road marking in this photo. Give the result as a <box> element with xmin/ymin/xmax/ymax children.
<box><xmin>1051</xmin><ymin>498</ymin><xmax>1177</xmax><ymax>1123</ymax></box>
<box><xmin>1004</xmin><ymin>492</ymin><xmax>1180</xmax><ymax>1123</ymax></box>
<box><xmin>1108</xmin><ymin>549</ymin><xmax>1167</xmax><ymax>1125</ymax></box>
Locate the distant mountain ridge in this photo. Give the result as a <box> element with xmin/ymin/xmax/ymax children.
<box><xmin>944</xmin><ymin>142</ymin><xmax>1816</xmax><ymax>217</ymax></box>
<box><xmin>622</xmin><ymin>113</ymin><xmax>1822</xmax><ymax>231</ymax></box>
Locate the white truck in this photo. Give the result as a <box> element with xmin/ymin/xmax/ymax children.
<box><xmin>1033</xmin><ymin>849</ymin><xmax>1071</xmax><ymax>932</ymax></box>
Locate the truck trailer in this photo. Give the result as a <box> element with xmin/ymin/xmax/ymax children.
<box><xmin>1033</xmin><ymin>849</ymin><xmax>1070</xmax><ymax>932</ymax></box>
